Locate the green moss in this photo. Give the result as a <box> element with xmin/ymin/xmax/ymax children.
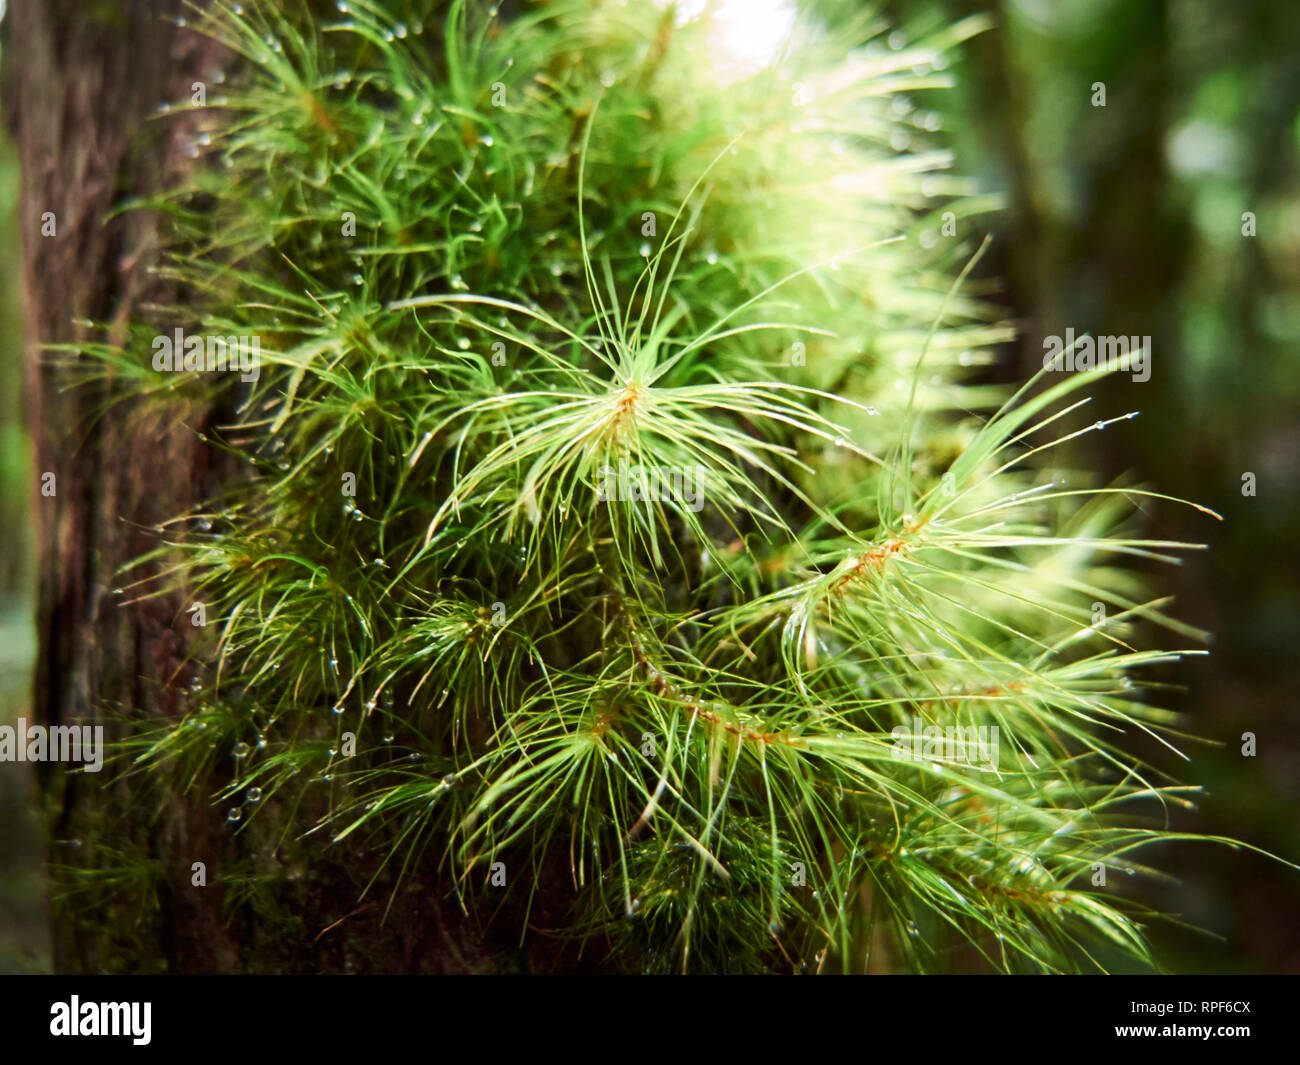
<box><xmin>59</xmin><ymin>0</ymin><xmax>1286</xmax><ymax>973</ymax></box>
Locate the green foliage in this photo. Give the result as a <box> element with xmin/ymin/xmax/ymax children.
<box><xmin>62</xmin><ymin>0</ymin><xmax>1287</xmax><ymax>973</ymax></box>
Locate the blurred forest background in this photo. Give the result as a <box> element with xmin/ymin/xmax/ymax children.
<box><xmin>884</xmin><ymin>0</ymin><xmax>1300</xmax><ymax>972</ymax></box>
<box><xmin>0</xmin><ymin>0</ymin><xmax>1296</xmax><ymax>972</ymax></box>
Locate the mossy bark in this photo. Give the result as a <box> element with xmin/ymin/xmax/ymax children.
<box><xmin>3</xmin><ymin>0</ymin><xmax>499</xmax><ymax>973</ymax></box>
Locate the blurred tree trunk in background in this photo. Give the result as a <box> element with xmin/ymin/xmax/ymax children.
<box><xmin>4</xmin><ymin>0</ymin><xmax>244</xmax><ymax>973</ymax></box>
<box><xmin>1</xmin><ymin>0</ymin><xmax>549</xmax><ymax>975</ymax></box>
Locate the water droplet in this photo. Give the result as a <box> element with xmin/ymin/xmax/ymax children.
<box><xmin>382</xmin><ymin>733</ymin><xmax>394</xmax><ymax>743</ymax></box>
<box><xmin>232</xmin><ymin>742</ymin><xmax>250</xmax><ymax>759</ymax></box>
<box><xmin>1127</xmin><ymin>867</ymin><xmax>1136</xmax><ymax>876</ymax></box>
<box><xmin>639</xmin><ymin>242</ymin><xmax>651</xmax><ymax>258</ymax></box>
<box><xmin>907</xmin><ymin>920</ymin><xmax>919</xmax><ymax>936</ymax></box>
<box><xmin>227</xmin><ymin>807</ymin><xmax>242</xmax><ymax>822</ymax></box>
<box><xmin>705</xmin><ymin>251</ymin><xmax>719</xmax><ymax>265</ymax></box>
<box><xmin>246</xmin><ymin>787</ymin><xmax>262</xmax><ymax>802</ymax></box>
<box><xmin>866</xmin><ymin>405</ymin><xmax>879</xmax><ymax>416</ymax></box>
<box><xmin>322</xmin><ymin>773</ymin><xmax>334</xmax><ymax>782</ymax></box>
<box><xmin>469</xmin><ymin>219</ymin><xmax>483</xmax><ymax>233</ymax></box>
<box><xmin>440</xmin><ymin>774</ymin><xmax>455</xmax><ymax>789</ymax></box>
<box><xmin>480</xmin><ymin>134</ymin><xmax>494</xmax><ymax>147</ymax></box>
<box><xmin>189</xmin><ymin>677</ymin><xmax>202</xmax><ymax>693</ymax></box>
<box><xmin>457</xmin><ymin>337</ymin><xmax>471</xmax><ymax>350</ymax></box>
<box><xmin>256</xmin><ymin>733</ymin><xmax>267</xmax><ymax>749</ymax></box>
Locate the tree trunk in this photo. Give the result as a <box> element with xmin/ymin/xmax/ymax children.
<box><xmin>4</xmin><ymin>0</ymin><xmax>496</xmax><ymax>974</ymax></box>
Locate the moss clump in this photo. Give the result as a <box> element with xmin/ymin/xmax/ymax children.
<box><xmin>58</xmin><ymin>0</ymin><xmax>1277</xmax><ymax>974</ymax></box>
